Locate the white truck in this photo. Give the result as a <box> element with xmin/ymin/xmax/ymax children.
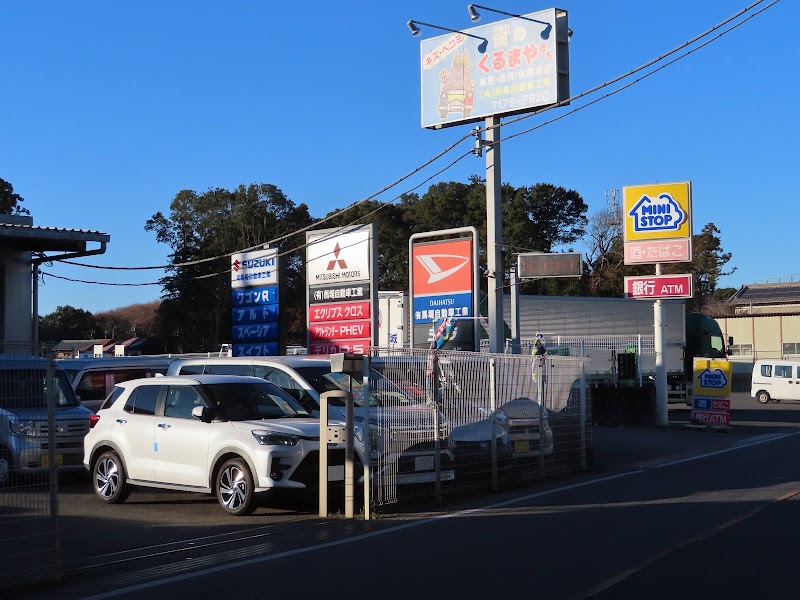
<box><xmin>377</xmin><ymin>291</ymin><xmax>408</xmax><ymax>349</ymax></box>
<box><xmin>503</xmin><ymin>295</ymin><xmax>729</xmax><ymax>405</ymax></box>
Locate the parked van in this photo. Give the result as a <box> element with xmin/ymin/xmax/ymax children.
<box><xmin>0</xmin><ymin>355</ymin><xmax>93</xmax><ymax>485</ymax></box>
<box><xmin>57</xmin><ymin>356</ymin><xmax>176</xmax><ymax>412</ymax></box>
<box><xmin>750</xmin><ymin>359</ymin><xmax>800</xmax><ymax>404</ymax></box>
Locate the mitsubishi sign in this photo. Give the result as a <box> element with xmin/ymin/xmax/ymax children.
<box><xmin>305</xmin><ymin>225</ymin><xmax>377</xmax><ymax>355</ymax></box>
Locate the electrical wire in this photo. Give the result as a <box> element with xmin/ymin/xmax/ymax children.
<box><xmin>42</xmin><ymin>0</ymin><xmax>778</xmax><ymax>287</ymax></box>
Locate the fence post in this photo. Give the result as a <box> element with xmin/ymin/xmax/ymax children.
<box><xmin>489</xmin><ymin>357</ymin><xmax>497</xmax><ymax>491</ymax></box>
<box><xmin>580</xmin><ymin>359</ymin><xmax>587</xmax><ymax>471</ymax></box>
<box><xmin>46</xmin><ymin>352</ymin><xmax>61</xmax><ymax>583</ymax></box>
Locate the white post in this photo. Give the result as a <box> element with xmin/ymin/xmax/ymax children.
<box><xmin>654</xmin><ymin>263</ymin><xmax>668</xmax><ymax>426</ymax></box>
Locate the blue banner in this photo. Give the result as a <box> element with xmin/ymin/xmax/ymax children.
<box><xmin>232</xmin><ymin>323</ymin><xmax>279</xmax><ymax>342</ymax></box>
<box><xmin>413</xmin><ymin>292</ymin><xmax>473</xmax><ymax>325</ymax></box>
<box><xmin>232</xmin><ymin>305</ymin><xmax>279</xmax><ymax>325</ymax></box>
<box><xmin>233</xmin><ymin>342</ymin><xmax>280</xmax><ymax>357</ymax></box>
<box><xmin>231</xmin><ymin>285</ymin><xmax>279</xmax><ymax>308</ymax></box>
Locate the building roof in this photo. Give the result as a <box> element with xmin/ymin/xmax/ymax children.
<box><xmin>53</xmin><ymin>339</ymin><xmax>115</xmax><ymax>352</ymax></box>
<box><xmin>0</xmin><ymin>215</ymin><xmax>109</xmax><ymax>252</ymax></box>
<box><xmin>729</xmin><ymin>282</ymin><xmax>800</xmax><ymax>306</ymax></box>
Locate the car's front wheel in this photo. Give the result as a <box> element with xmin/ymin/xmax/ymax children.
<box><xmin>0</xmin><ymin>449</ymin><xmax>13</xmax><ymax>488</ymax></box>
<box><xmin>93</xmin><ymin>451</ymin><xmax>131</xmax><ymax>504</ymax></box>
<box><xmin>757</xmin><ymin>390</ymin><xmax>771</xmax><ymax>404</ymax></box>
<box><xmin>216</xmin><ymin>458</ymin><xmax>257</xmax><ymax>516</ymax></box>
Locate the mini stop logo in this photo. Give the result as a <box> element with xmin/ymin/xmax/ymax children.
<box><xmin>628</xmin><ymin>193</ymin><xmax>686</xmax><ymax>233</ymax></box>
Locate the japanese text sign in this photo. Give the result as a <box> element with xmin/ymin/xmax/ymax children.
<box><xmin>624</xmin><ymin>274</ymin><xmax>693</xmax><ymax>299</ymax></box>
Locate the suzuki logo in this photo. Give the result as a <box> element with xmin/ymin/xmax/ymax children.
<box><xmin>326</xmin><ymin>243</ymin><xmax>348</xmax><ymax>270</ymax></box>
<box><xmin>416</xmin><ymin>254</ymin><xmax>469</xmax><ymax>284</ymax></box>
<box><xmin>232</xmin><ymin>259</ymin><xmax>240</xmax><ymax>272</ymax></box>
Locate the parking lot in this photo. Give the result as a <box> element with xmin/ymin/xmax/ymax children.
<box><xmin>6</xmin><ymin>391</ymin><xmax>797</xmax><ymax>599</ymax></box>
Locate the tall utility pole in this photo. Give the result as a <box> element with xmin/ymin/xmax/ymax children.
<box><xmin>485</xmin><ymin>116</ymin><xmax>504</xmax><ymax>354</ymax></box>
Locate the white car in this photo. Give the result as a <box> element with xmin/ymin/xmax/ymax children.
<box><xmin>83</xmin><ymin>374</ymin><xmax>354</xmax><ymax>515</ymax></box>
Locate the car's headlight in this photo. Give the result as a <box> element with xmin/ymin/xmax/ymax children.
<box><xmin>251</xmin><ymin>430</ymin><xmax>299</xmax><ymax>446</ymax></box>
<box><xmin>353</xmin><ymin>424</ymin><xmax>364</xmax><ymax>443</ymax></box>
<box><xmin>10</xmin><ymin>420</ymin><xmax>36</xmax><ymax>437</ymax></box>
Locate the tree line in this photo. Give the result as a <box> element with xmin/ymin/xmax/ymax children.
<box><xmin>2</xmin><ymin>176</ymin><xmax>735</xmax><ymax>351</ymax></box>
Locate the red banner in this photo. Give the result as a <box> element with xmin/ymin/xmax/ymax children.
<box><xmin>309</xmin><ymin>301</ymin><xmax>370</xmax><ymax>323</ymax></box>
<box><xmin>308</xmin><ymin>340</ymin><xmax>370</xmax><ymax>355</ymax></box>
<box><xmin>309</xmin><ymin>321</ymin><xmax>371</xmax><ymax>341</ymax></box>
<box><xmin>624</xmin><ymin>274</ymin><xmax>693</xmax><ymax>299</ymax></box>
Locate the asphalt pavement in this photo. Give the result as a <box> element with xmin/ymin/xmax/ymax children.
<box><xmin>9</xmin><ymin>392</ymin><xmax>800</xmax><ymax>600</ymax></box>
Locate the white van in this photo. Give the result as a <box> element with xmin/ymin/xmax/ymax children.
<box><xmin>57</xmin><ymin>356</ymin><xmax>176</xmax><ymax>412</ymax></box>
<box><xmin>750</xmin><ymin>359</ymin><xmax>800</xmax><ymax>404</ymax></box>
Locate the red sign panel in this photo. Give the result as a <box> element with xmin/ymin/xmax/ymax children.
<box><xmin>710</xmin><ymin>398</ymin><xmax>731</xmax><ymax>411</ymax></box>
<box><xmin>309</xmin><ymin>340</ymin><xmax>370</xmax><ymax>355</ymax></box>
<box><xmin>692</xmin><ymin>411</ymin><xmax>730</xmax><ymax>426</ymax></box>
<box><xmin>412</xmin><ymin>238</ymin><xmax>473</xmax><ymax>296</ymax></box>
<box><xmin>623</xmin><ymin>274</ymin><xmax>693</xmax><ymax>299</ymax></box>
<box><xmin>624</xmin><ymin>239</ymin><xmax>692</xmax><ymax>265</ymax></box>
<box><xmin>310</xmin><ymin>321</ymin><xmax>371</xmax><ymax>342</ymax></box>
<box><xmin>309</xmin><ymin>301</ymin><xmax>370</xmax><ymax>323</ymax></box>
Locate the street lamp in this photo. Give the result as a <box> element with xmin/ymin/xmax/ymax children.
<box><xmin>467</xmin><ymin>4</ymin><xmax>553</xmax><ymax>39</ymax></box>
<box><xmin>407</xmin><ymin>20</ymin><xmax>489</xmax><ymax>53</ymax></box>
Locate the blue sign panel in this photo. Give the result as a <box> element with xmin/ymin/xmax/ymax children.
<box><xmin>233</xmin><ymin>323</ymin><xmax>279</xmax><ymax>343</ymax></box>
<box><xmin>693</xmin><ymin>397</ymin><xmax>712</xmax><ymax>411</ymax></box>
<box><xmin>233</xmin><ymin>342</ymin><xmax>280</xmax><ymax>357</ymax></box>
<box><xmin>413</xmin><ymin>292</ymin><xmax>473</xmax><ymax>325</ymax></box>
<box><xmin>232</xmin><ymin>305</ymin><xmax>279</xmax><ymax>325</ymax></box>
<box><xmin>231</xmin><ymin>285</ymin><xmax>279</xmax><ymax>308</ymax></box>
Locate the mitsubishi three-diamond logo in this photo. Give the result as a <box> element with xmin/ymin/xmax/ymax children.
<box><xmin>326</xmin><ymin>243</ymin><xmax>348</xmax><ymax>270</ymax></box>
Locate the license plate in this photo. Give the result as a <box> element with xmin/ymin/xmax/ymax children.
<box><xmin>40</xmin><ymin>454</ymin><xmax>63</xmax><ymax>468</ymax></box>
<box><xmin>514</xmin><ymin>440</ymin><xmax>530</xmax><ymax>454</ymax></box>
<box><xmin>328</xmin><ymin>465</ymin><xmax>345</xmax><ymax>481</ymax></box>
<box><xmin>415</xmin><ymin>455</ymin><xmax>434</xmax><ymax>471</ymax></box>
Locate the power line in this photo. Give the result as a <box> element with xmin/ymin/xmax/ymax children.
<box><xmin>44</xmin><ymin>0</ymin><xmax>778</xmax><ymax>287</ymax></box>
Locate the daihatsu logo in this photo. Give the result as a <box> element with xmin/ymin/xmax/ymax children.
<box><xmin>416</xmin><ymin>254</ymin><xmax>469</xmax><ymax>284</ymax></box>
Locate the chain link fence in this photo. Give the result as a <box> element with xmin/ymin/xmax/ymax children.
<box><xmin>0</xmin><ymin>341</ymin><xmax>85</xmax><ymax>591</ymax></box>
<box><xmin>367</xmin><ymin>348</ymin><xmax>590</xmax><ymax>506</ymax></box>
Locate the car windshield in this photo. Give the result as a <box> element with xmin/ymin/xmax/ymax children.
<box><xmin>0</xmin><ymin>368</ymin><xmax>80</xmax><ymax>409</ymax></box>
<box><xmin>292</xmin><ymin>366</ymin><xmax>381</xmax><ymax>407</ymax></box>
<box><xmin>202</xmin><ymin>381</ymin><xmax>310</xmax><ymax>421</ymax></box>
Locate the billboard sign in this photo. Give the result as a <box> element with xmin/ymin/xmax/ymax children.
<box><xmin>623</xmin><ymin>274</ymin><xmax>693</xmax><ymax>299</ymax></box>
<box><xmin>231</xmin><ymin>248</ymin><xmax>278</xmax><ymax>289</ymax></box>
<box><xmin>412</xmin><ymin>237</ymin><xmax>474</xmax><ymax>324</ymax></box>
<box><xmin>306</xmin><ymin>227</ymin><xmax>370</xmax><ymax>285</ymax></box>
<box><xmin>230</xmin><ymin>248</ymin><xmax>281</xmax><ymax>357</ymax></box>
<box><xmin>306</xmin><ymin>225</ymin><xmax>376</xmax><ymax>355</ymax></box>
<box><xmin>623</xmin><ymin>182</ymin><xmax>692</xmax><ymax>244</ymax></box>
<box><xmin>410</xmin><ymin>232</ymin><xmax>478</xmax><ymax>350</ymax></box>
<box><xmin>418</xmin><ymin>8</ymin><xmax>570</xmax><ymax>129</ymax></box>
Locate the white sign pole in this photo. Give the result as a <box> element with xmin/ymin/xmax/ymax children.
<box><xmin>654</xmin><ymin>262</ymin><xmax>668</xmax><ymax>426</ymax></box>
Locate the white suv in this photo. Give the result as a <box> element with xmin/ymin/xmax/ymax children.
<box><xmin>83</xmin><ymin>374</ymin><xmax>353</xmax><ymax>515</ymax></box>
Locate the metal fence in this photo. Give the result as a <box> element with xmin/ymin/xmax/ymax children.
<box><xmin>366</xmin><ymin>347</ymin><xmax>590</xmax><ymax>506</ymax></box>
<box><xmin>0</xmin><ymin>342</ymin><xmax>64</xmax><ymax>591</ymax></box>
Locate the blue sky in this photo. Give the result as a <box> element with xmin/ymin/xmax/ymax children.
<box><xmin>1</xmin><ymin>0</ymin><xmax>794</xmax><ymax>316</ymax></box>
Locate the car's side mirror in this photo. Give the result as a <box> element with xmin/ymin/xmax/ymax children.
<box><xmin>191</xmin><ymin>405</ymin><xmax>214</xmax><ymax>423</ymax></box>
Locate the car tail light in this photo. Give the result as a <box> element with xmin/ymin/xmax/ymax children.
<box><xmin>89</xmin><ymin>414</ymin><xmax>100</xmax><ymax>429</ymax></box>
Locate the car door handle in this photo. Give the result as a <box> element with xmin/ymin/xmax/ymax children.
<box><xmin>116</xmin><ymin>419</ymin><xmax>127</xmax><ymax>424</ymax></box>
<box><xmin>158</xmin><ymin>423</ymin><xmax>171</xmax><ymax>429</ymax></box>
